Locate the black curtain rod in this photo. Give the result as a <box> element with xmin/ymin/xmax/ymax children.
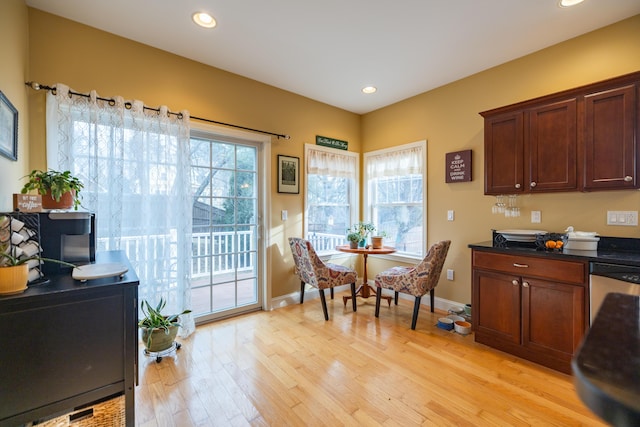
<box><xmin>25</xmin><ymin>82</ymin><xmax>290</xmax><ymax>140</ymax></box>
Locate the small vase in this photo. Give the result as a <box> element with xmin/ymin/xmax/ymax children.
<box><xmin>358</xmin><ymin>239</ymin><xmax>366</xmax><ymax>248</ymax></box>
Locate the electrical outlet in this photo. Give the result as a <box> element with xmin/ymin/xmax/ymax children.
<box><xmin>531</xmin><ymin>211</ymin><xmax>541</xmax><ymax>223</ymax></box>
<box><xmin>446</xmin><ymin>269</ymin><xmax>454</xmax><ymax>280</ymax></box>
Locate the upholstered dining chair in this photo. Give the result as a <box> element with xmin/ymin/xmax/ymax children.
<box><xmin>374</xmin><ymin>240</ymin><xmax>451</xmax><ymax>329</ymax></box>
<box><xmin>288</xmin><ymin>237</ymin><xmax>358</xmax><ymax>320</ymax></box>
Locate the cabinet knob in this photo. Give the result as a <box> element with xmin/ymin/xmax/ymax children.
<box><xmin>515</xmin><ymin>183</ymin><xmax>521</xmax><ymax>189</ymax></box>
<box><xmin>512</xmin><ymin>279</ymin><xmax>519</xmax><ymax>286</ymax></box>
<box><xmin>522</xmin><ymin>281</ymin><xmax>529</xmax><ymax>288</ymax></box>
<box><xmin>624</xmin><ymin>176</ymin><xmax>633</xmax><ymax>182</ymax></box>
<box><xmin>530</xmin><ymin>181</ymin><xmax>537</xmax><ymax>188</ymax></box>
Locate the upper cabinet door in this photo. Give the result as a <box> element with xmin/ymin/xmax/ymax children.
<box><xmin>526</xmin><ymin>98</ymin><xmax>578</xmax><ymax>192</ymax></box>
<box><xmin>583</xmin><ymin>84</ymin><xmax>638</xmax><ymax>191</ymax></box>
<box><xmin>484</xmin><ymin>111</ymin><xmax>524</xmax><ymax>195</ymax></box>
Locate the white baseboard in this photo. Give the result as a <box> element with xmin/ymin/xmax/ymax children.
<box><xmin>270</xmin><ymin>282</ymin><xmax>468</xmax><ymax>314</ymax></box>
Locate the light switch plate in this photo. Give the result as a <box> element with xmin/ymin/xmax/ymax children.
<box><xmin>531</xmin><ymin>211</ymin><xmax>541</xmax><ymax>223</ymax></box>
<box><xmin>447</xmin><ymin>210</ymin><xmax>454</xmax><ymax>221</ymax></box>
<box><xmin>607</xmin><ymin>210</ymin><xmax>637</xmax><ymax>226</ymax></box>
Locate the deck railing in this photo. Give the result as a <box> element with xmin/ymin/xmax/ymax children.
<box><xmin>97</xmin><ymin>230</ymin><xmax>345</xmax><ymax>280</ymax></box>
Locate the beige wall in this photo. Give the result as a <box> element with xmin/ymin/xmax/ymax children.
<box><xmin>3</xmin><ymin>4</ymin><xmax>639</xmax><ymax>306</ymax></box>
<box><xmin>362</xmin><ymin>15</ymin><xmax>640</xmax><ymax>306</ymax></box>
<box><xmin>0</xmin><ymin>0</ymin><xmax>29</xmax><ymax>210</ymax></box>
<box><xmin>23</xmin><ymin>9</ymin><xmax>361</xmax><ymax>300</ymax></box>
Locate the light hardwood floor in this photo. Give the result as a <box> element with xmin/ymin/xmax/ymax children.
<box><xmin>135</xmin><ymin>292</ymin><xmax>606</xmax><ymax>427</ymax></box>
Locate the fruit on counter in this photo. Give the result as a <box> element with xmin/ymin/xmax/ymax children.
<box><xmin>545</xmin><ymin>240</ymin><xmax>564</xmax><ymax>249</ymax></box>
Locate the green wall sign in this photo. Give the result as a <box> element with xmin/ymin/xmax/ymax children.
<box><xmin>316</xmin><ymin>135</ymin><xmax>348</xmax><ymax>150</ymax></box>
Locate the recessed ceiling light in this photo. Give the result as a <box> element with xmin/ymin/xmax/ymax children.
<box><xmin>559</xmin><ymin>0</ymin><xmax>585</xmax><ymax>7</ymax></box>
<box><xmin>362</xmin><ymin>86</ymin><xmax>377</xmax><ymax>94</ymax></box>
<box><xmin>192</xmin><ymin>12</ymin><xmax>217</xmax><ymax>28</ymax></box>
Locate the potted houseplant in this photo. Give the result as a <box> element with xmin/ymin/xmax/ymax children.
<box><xmin>138</xmin><ymin>298</ymin><xmax>192</xmax><ymax>353</ymax></box>
<box><xmin>346</xmin><ymin>232</ymin><xmax>362</xmax><ymax>249</ymax></box>
<box><xmin>0</xmin><ymin>251</ymin><xmax>76</xmax><ymax>295</ymax></box>
<box><xmin>20</xmin><ymin>169</ymin><xmax>84</xmax><ymax>210</ymax></box>
<box><xmin>346</xmin><ymin>222</ymin><xmax>376</xmax><ymax>247</ymax></box>
<box><xmin>371</xmin><ymin>231</ymin><xmax>388</xmax><ymax>249</ymax></box>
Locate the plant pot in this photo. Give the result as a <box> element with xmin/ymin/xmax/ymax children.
<box><xmin>141</xmin><ymin>325</ymin><xmax>179</xmax><ymax>352</ymax></box>
<box><xmin>349</xmin><ymin>241</ymin><xmax>358</xmax><ymax>249</ymax></box>
<box><xmin>0</xmin><ymin>264</ymin><xmax>29</xmax><ymax>295</ymax></box>
<box><xmin>358</xmin><ymin>239</ymin><xmax>366</xmax><ymax>248</ymax></box>
<box><xmin>42</xmin><ymin>190</ymin><xmax>75</xmax><ymax>210</ymax></box>
<box><xmin>371</xmin><ymin>236</ymin><xmax>383</xmax><ymax>249</ymax></box>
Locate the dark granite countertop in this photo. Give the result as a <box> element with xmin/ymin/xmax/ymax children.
<box><xmin>572</xmin><ymin>293</ymin><xmax>640</xmax><ymax>426</ymax></box>
<box><xmin>468</xmin><ymin>236</ymin><xmax>640</xmax><ymax>267</ymax></box>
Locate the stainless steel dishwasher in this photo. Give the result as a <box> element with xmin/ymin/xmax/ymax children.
<box><xmin>589</xmin><ymin>262</ymin><xmax>640</xmax><ymax>324</ymax></box>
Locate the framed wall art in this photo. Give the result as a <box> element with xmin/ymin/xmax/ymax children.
<box><xmin>277</xmin><ymin>155</ymin><xmax>299</xmax><ymax>194</ymax></box>
<box><xmin>0</xmin><ymin>91</ymin><xmax>18</xmax><ymax>161</ymax></box>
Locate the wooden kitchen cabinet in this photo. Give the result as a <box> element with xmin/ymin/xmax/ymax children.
<box><xmin>471</xmin><ymin>250</ymin><xmax>588</xmax><ymax>374</ymax></box>
<box><xmin>482</xmin><ymin>97</ymin><xmax>578</xmax><ymax>195</ymax></box>
<box><xmin>583</xmin><ymin>83</ymin><xmax>638</xmax><ymax>191</ymax></box>
<box><xmin>481</xmin><ymin>71</ymin><xmax>640</xmax><ymax>195</ymax></box>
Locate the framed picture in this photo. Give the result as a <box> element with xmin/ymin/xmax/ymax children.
<box><xmin>0</xmin><ymin>91</ymin><xmax>18</xmax><ymax>161</ymax></box>
<box><xmin>278</xmin><ymin>155</ymin><xmax>299</xmax><ymax>194</ymax></box>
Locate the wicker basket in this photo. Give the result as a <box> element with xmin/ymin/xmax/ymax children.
<box><xmin>39</xmin><ymin>395</ymin><xmax>125</xmax><ymax>427</ymax></box>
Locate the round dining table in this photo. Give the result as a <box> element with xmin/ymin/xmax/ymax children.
<box><xmin>335</xmin><ymin>244</ymin><xmax>396</xmax><ymax>306</ymax></box>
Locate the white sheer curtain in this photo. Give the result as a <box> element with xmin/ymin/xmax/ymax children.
<box><xmin>307</xmin><ymin>146</ymin><xmax>358</xmax><ymax>178</ymax></box>
<box><xmin>46</xmin><ymin>84</ymin><xmax>195</xmax><ymax>337</ymax></box>
<box><xmin>366</xmin><ymin>145</ymin><xmax>424</xmax><ymax>178</ymax></box>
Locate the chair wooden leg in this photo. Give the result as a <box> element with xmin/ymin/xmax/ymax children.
<box><xmin>411</xmin><ymin>296</ymin><xmax>422</xmax><ymax>330</ymax></box>
<box><xmin>300</xmin><ymin>281</ymin><xmax>305</xmax><ymax>304</ymax></box>
<box><xmin>319</xmin><ymin>289</ymin><xmax>329</xmax><ymax>321</ymax></box>
<box><xmin>430</xmin><ymin>289</ymin><xmax>435</xmax><ymax>312</ymax></box>
<box><xmin>375</xmin><ymin>289</ymin><xmax>382</xmax><ymax>318</ymax></box>
<box><xmin>351</xmin><ymin>283</ymin><xmax>357</xmax><ymax>312</ymax></box>
<box><xmin>330</xmin><ymin>287</ymin><xmax>334</xmax><ymax>299</ymax></box>
<box><xmin>394</xmin><ymin>291</ymin><xmax>399</xmax><ymax>305</ymax></box>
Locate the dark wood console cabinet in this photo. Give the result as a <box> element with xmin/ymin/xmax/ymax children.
<box><xmin>481</xmin><ymin>71</ymin><xmax>640</xmax><ymax>195</ymax></box>
<box><xmin>0</xmin><ymin>251</ymin><xmax>138</xmax><ymax>427</ymax></box>
<box><xmin>471</xmin><ymin>249</ymin><xmax>589</xmax><ymax>374</ymax></box>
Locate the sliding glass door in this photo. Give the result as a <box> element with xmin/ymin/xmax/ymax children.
<box><xmin>190</xmin><ymin>132</ymin><xmax>263</xmax><ymax>322</ymax></box>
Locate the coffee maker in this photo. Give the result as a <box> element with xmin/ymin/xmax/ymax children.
<box><xmin>38</xmin><ymin>212</ymin><xmax>96</xmax><ymax>275</ymax></box>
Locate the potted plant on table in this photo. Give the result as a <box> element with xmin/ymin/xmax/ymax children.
<box><xmin>346</xmin><ymin>222</ymin><xmax>376</xmax><ymax>248</ymax></box>
<box><xmin>138</xmin><ymin>298</ymin><xmax>192</xmax><ymax>353</ymax></box>
<box><xmin>347</xmin><ymin>232</ymin><xmax>362</xmax><ymax>249</ymax></box>
<box><xmin>370</xmin><ymin>231</ymin><xmax>388</xmax><ymax>249</ymax></box>
<box><xmin>20</xmin><ymin>169</ymin><xmax>84</xmax><ymax>210</ymax></box>
<box><xmin>0</xmin><ymin>251</ymin><xmax>76</xmax><ymax>295</ymax></box>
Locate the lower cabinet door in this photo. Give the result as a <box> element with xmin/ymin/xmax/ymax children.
<box><xmin>521</xmin><ymin>277</ymin><xmax>585</xmax><ymax>361</ymax></box>
<box><xmin>473</xmin><ymin>269</ymin><xmax>521</xmax><ymax>344</ymax></box>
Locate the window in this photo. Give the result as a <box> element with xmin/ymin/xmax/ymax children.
<box><xmin>305</xmin><ymin>144</ymin><xmax>359</xmax><ymax>254</ymax></box>
<box><xmin>364</xmin><ymin>141</ymin><xmax>426</xmax><ymax>258</ymax></box>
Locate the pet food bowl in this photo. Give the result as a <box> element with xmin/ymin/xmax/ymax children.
<box><xmin>437</xmin><ymin>317</ymin><xmax>454</xmax><ymax>331</ymax></box>
<box><xmin>454</xmin><ymin>320</ymin><xmax>472</xmax><ymax>335</ymax></box>
<box><xmin>447</xmin><ymin>315</ymin><xmax>465</xmax><ymax>323</ymax></box>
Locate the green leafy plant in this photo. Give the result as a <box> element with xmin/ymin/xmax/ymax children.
<box><xmin>346</xmin><ymin>222</ymin><xmax>376</xmax><ymax>241</ymax></box>
<box><xmin>0</xmin><ymin>251</ymin><xmax>77</xmax><ymax>268</ymax></box>
<box><xmin>346</xmin><ymin>232</ymin><xmax>362</xmax><ymax>243</ymax></box>
<box><xmin>138</xmin><ymin>298</ymin><xmax>192</xmax><ymax>348</ymax></box>
<box><xmin>21</xmin><ymin>169</ymin><xmax>84</xmax><ymax>210</ymax></box>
